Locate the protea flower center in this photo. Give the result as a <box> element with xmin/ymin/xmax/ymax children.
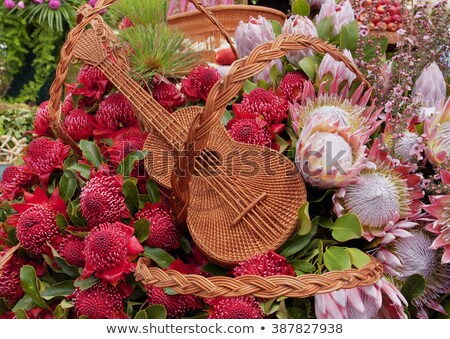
<box><xmin>83</xmin><ymin>223</ymin><xmax>128</xmax><ymax>271</ymax></box>
<box><xmin>16</xmin><ymin>205</ymin><xmax>59</xmax><ymax>256</ymax></box>
<box><xmin>343</xmin><ymin>172</ymin><xmax>405</xmax><ymax>228</ymax></box>
<box><xmin>310</xmin><ymin>105</ymin><xmax>351</xmax><ymax>127</ymax></box>
<box><xmin>393</xmin><ymin>132</ymin><xmax>420</xmax><ymax>162</ymax></box>
<box><xmin>73</xmin><ymin>284</ymin><xmax>124</xmax><ymax>319</ymax></box>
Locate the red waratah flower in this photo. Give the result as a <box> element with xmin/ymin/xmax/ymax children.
<box><xmin>277</xmin><ymin>72</ymin><xmax>308</xmax><ymax>102</ymax></box>
<box><xmin>235</xmin><ymin>88</ymin><xmax>288</xmax><ymax>124</ymax></box>
<box><xmin>106</xmin><ymin>127</ymin><xmax>147</xmax><ymax>165</ymax></box>
<box><xmin>64</xmin><ymin>108</ymin><xmax>96</xmax><ymax>141</ymax></box>
<box><xmin>233</xmin><ymin>250</ymin><xmax>295</xmax><ymax>277</ymax></box>
<box><xmin>118</xmin><ymin>17</ymin><xmax>134</xmax><ymax>30</ymax></box>
<box><xmin>33</xmin><ymin>101</ymin><xmax>52</xmax><ymax>136</ymax></box>
<box><xmin>153</xmin><ymin>77</ymin><xmax>186</xmax><ymax>113</ymax></box>
<box><xmin>80</xmin><ymin>174</ymin><xmax>130</xmax><ymax>227</ymax></box>
<box><xmin>134</xmin><ymin>203</ymin><xmax>179</xmax><ymax>251</ymax></box>
<box><xmin>73</xmin><ymin>283</ymin><xmax>125</xmax><ymax>319</ymax></box>
<box><xmin>74</xmin><ymin>65</ymin><xmax>110</xmax><ymax>100</ymax></box>
<box><xmin>0</xmin><ymin>165</ymin><xmax>34</xmax><ymax>201</ymax></box>
<box><xmin>146</xmin><ymin>286</ymin><xmax>202</xmax><ymax>319</ymax></box>
<box><xmin>181</xmin><ymin>65</ymin><xmax>221</xmax><ymax>102</ymax></box>
<box><xmin>9</xmin><ymin>187</ymin><xmax>66</xmax><ymax>256</ymax></box>
<box><xmin>22</xmin><ymin>137</ymin><xmax>70</xmax><ymax>185</ymax></box>
<box><xmin>207</xmin><ymin>297</ymin><xmax>264</xmax><ymax>319</ymax></box>
<box><xmin>0</xmin><ymin>254</ymin><xmax>26</xmax><ymax>303</ymax></box>
<box><xmin>61</xmin><ymin>92</ymin><xmax>98</xmax><ymax>115</ymax></box>
<box><xmin>227</xmin><ymin>118</ymin><xmax>272</xmax><ymax>146</ymax></box>
<box><xmin>58</xmin><ymin>235</ymin><xmax>85</xmax><ymax>267</ymax></box>
<box><xmin>82</xmin><ymin>222</ymin><xmax>144</xmax><ymax>284</ymax></box>
<box><xmin>95</xmin><ymin>93</ymin><xmax>138</xmax><ymax>135</ymax></box>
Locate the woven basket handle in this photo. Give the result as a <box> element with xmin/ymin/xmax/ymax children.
<box><xmin>187</xmin><ymin>0</ymin><xmax>238</xmax><ymax>59</ymax></box>
<box><xmin>47</xmin><ymin>0</ymin><xmax>118</xmax><ymax>153</ymax></box>
<box><xmin>171</xmin><ymin>34</ymin><xmax>371</xmax><ymax>223</ymax></box>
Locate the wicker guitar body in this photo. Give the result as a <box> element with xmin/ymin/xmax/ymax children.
<box><xmin>73</xmin><ymin>29</ymin><xmax>306</xmax><ymax>266</ymax></box>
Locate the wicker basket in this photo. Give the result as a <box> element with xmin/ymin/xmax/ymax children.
<box><xmin>41</xmin><ymin>0</ymin><xmax>383</xmax><ymax>299</ymax></box>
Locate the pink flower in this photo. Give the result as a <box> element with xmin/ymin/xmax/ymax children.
<box><xmin>412</xmin><ymin>62</ymin><xmax>446</xmax><ymax>108</ymax></box>
<box><xmin>48</xmin><ymin>0</ymin><xmax>60</xmax><ymax>10</ymax></box>
<box><xmin>318</xmin><ymin>50</ymin><xmax>357</xmax><ymax>86</ymax></box>
<box><xmin>282</xmin><ymin>15</ymin><xmax>318</xmax><ymax>65</ymax></box>
<box><xmin>3</xmin><ymin>0</ymin><xmax>15</xmax><ymax>10</ymax></box>
<box><xmin>233</xmin><ymin>250</ymin><xmax>295</xmax><ymax>277</ymax></box>
<box><xmin>316</xmin><ymin>0</ymin><xmax>355</xmax><ymax>36</ymax></box>
<box><xmin>181</xmin><ymin>65</ymin><xmax>221</xmax><ymax>102</ymax></box>
<box><xmin>153</xmin><ymin>76</ymin><xmax>186</xmax><ymax>112</ymax></box>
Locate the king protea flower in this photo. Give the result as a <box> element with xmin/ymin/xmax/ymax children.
<box><xmin>316</xmin><ymin>0</ymin><xmax>355</xmax><ymax>36</ymax></box>
<box><xmin>282</xmin><ymin>15</ymin><xmax>318</xmax><ymax>65</ymax></box>
<box><xmin>333</xmin><ymin>139</ymin><xmax>423</xmax><ymax>240</ymax></box>
<box><xmin>233</xmin><ymin>250</ymin><xmax>295</xmax><ymax>277</ymax></box>
<box><xmin>207</xmin><ymin>297</ymin><xmax>264</xmax><ymax>319</ymax></box>
<box><xmin>234</xmin><ymin>15</ymin><xmax>282</xmax><ymax>84</ymax></box>
<box><xmin>318</xmin><ymin>50</ymin><xmax>357</xmax><ymax>86</ymax></box>
<box><xmin>376</xmin><ymin>229</ymin><xmax>450</xmax><ymax>318</ymax></box>
<box><xmin>424</xmin><ymin>97</ymin><xmax>450</xmax><ymax>166</ymax></box>
<box><xmin>412</xmin><ymin>62</ymin><xmax>446</xmax><ymax>109</ymax></box>
<box><xmin>82</xmin><ymin>222</ymin><xmax>144</xmax><ymax>285</ymax></box>
<box><xmin>315</xmin><ymin>277</ymin><xmax>407</xmax><ymax>319</ymax></box>
<box><xmin>296</xmin><ymin>116</ymin><xmax>374</xmax><ymax>188</ymax></box>
<box><xmin>8</xmin><ymin>186</ymin><xmax>66</xmax><ymax>256</ymax></box>
<box><xmin>289</xmin><ymin>78</ymin><xmax>382</xmax><ymax>136</ymax></box>
<box><xmin>424</xmin><ymin>170</ymin><xmax>450</xmax><ymax>263</ymax></box>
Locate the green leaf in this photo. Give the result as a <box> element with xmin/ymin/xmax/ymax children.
<box><xmin>289</xmin><ymin>260</ymin><xmax>315</xmax><ymax>273</ymax></box>
<box><xmin>401</xmin><ymin>274</ymin><xmax>426</xmax><ymax>302</ymax></box>
<box><xmin>323</xmin><ymin>246</ymin><xmax>352</xmax><ymax>271</ymax></box>
<box><xmin>243</xmin><ymin>79</ymin><xmax>258</xmax><ymax>94</ymax></box>
<box><xmin>74</xmin><ymin>276</ymin><xmax>99</xmax><ymax>291</ymax></box>
<box><xmin>146</xmin><ymin>179</ymin><xmax>161</xmax><ymax>204</ymax></box>
<box><xmin>202</xmin><ymin>262</ymin><xmax>229</xmax><ymax>276</ymax></box>
<box><xmin>297</xmin><ymin>202</ymin><xmax>312</xmax><ymax>235</ymax></box>
<box><xmin>41</xmin><ymin>281</ymin><xmax>75</xmax><ymax>300</ymax></box>
<box><xmin>345</xmin><ymin>248</ymin><xmax>371</xmax><ymax>268</ymax></box>
<box><xmin>339</xmin><ymin>20</ymin><xmax>359</xmax><ymax>52</ymax></box>
<box><xmin>143</xmin><ymin>247</ymin><xmax>175</xmax><ymax>269</ymax></box>
<box><xmin>117</xmin><ymin>150</ymin><xmax>148</xmax><ymax>177</ymax></box>
<box><xmin>54</xmin><ymin>301</ymin><xmax>73</xmax><ymax>319</ymax></box>
<box><xmin>20</xmin><ymin>265</ymin><xmax>51</xmax><ymax>311</ymax></box>
<box><xmin>134</xmin><ymin>219</ymin><xmax>150</xmax><ymax>243</ymax></box>
<box><xmin>134</xmin><ymin>310</ymin><xmax>148</xmax><ymax>319</ymax></box>
<box><xmin>270</xmin><ymin>20</ymin><xmax>283</xmax><ymax>36</ymax></box>
<box><xmin>318</xmin><ymin>216</ymin><xmax>334</xmax><ymax>229</ymax></box>
<box><xmin>12</xmin><ymin>295</ymin><xmax>34</xmax><ymax>312</ymax></box>
<box><xmin>59</xmin><ymin>171</ymin><xmax>78</xmax><ymax>203</ymax></box>
<box><xmin>15</xmin><ymin>309</ymin><xmax>28</xmax><ymax>319</ymax></box>
<box><xmin>276</xmin><ymin>300</ymin><xmax>289</xmax><ymax>319</ymax></box>
<box><xmin>68</xmin><ymin>163</ymin><xmax>91</xmax><ymax>180</ymax></box>
<box><xmin>363</xmin><ymin>37</ymin><xmax>388</xmax><ymax>62</ymax></box>
<box><xmin>56</xmin><ymin>213</ymin><xmax>69</xmax><ymax>231</ymax></box>
<box><xmin>274</xmin><ymin>135</ymin><xmax>290</xmax><ymax>153</ymax></box>
<box><xmin>269</xmin><ymin>63</ymin><xmax>283</xmax><ymax>85</ymax></box>
<box><xmin>221</xmin><ymin>109</ymin><xmax>234</xmax><ymax>126</ymax></box>
<box><xmin>279</xmin><ymin>218</ymin><xmax>318</xmax><ymax>257</ymax></box>
<box><xmin>292</xmin><ymin>0</ymin><xmax>311</xmax><ymax>16</ymax></box>
<box><xmin>79</xmin><ymin>140</ymin><xmax>105</xmax><ymax>169</ymax></box>
<box><xmin>145</xmin><ymin>305</ymin><xmax>167</xmax><ymax>319</ymax></box>
<box><xmin>50</xmin><ymin>246</ymin><xmax>79</xmax><ymax>278</ymax></box>
<box><xmin>316</xmin><ymin>17</ymin><xmax>334</xmax><ymax>42</ymax></box>
<box><xmin>299</xmin><ymin>56</ymin><xmax>318</xmax><ymax>82</ymax></box>
<box><xmin>179</xmin><ymin>236</ymin><xmax>192</xmax><ymax>254</ymax></box>
<box><xmin>123</xmin><ymin>178</ymin><xmax>140</xmax><ymax>215</ymax></box>
<box><xmin>67</xmin><ymin>200</ymin><xmax>86</xmax><ymax>227</ymax></box>
<box><xmin>331</xmin><ymin>214</ymin><xmax>362</xmax><ymax>242</ymax></box>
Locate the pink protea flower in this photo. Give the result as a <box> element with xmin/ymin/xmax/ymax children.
<box><xmin>95</xmin><ymin>93</ymin><xmax>138</xmax><ymax>135</ymax></box>
<box><xmin>277</xmin><ymin>72</ymin><xmax>308</xmax><ymax>103</ymax></box>
<box><xmin>134</xmin><ymin>203</ymin><xmax>179</xmax><ymax>251</ymax></box>
<box><xmin>22</xmin><ymin>137</ymin><xmax>70</xmax><ymax>185</ymax></box>
<box><xmin>181</xmin><ymin>65</ymin><xmax>221</xmax><ymax>102</ymax></box>
<box><xmin>58</xmin><ymin>235</ymin><xmax>85</xmax><ymax>267</ymax></box>
<box><xmin>316</xmin><ymin>0</ymin><xmax>355</xmax><ymax>36</ymax></box>
<box><xmin>235</xmin><ymin>88</ymin><xmax>288</xmax><ymax>124</ymax></box>
<box><xmin>33</xmin><ymin>101</ymin><xmax>53</xmax><ymax>136</ymax></box>
<box><xmin>318</xmin><ymin>50</ymin><xmax>357</xmax><ymax>86</ymax></box>
<box><xmin>315</xmin><ymin>277</ymin><xmax>407</xmax><ymax>319</ymax></box>
<box><xmin>333</xmin><ymin>139</ymin><xmax>423</xmax><ymax>241</ymax></box>
<box><xmin>80</xmin><ymin>174</ymin><xmax>130</xmax><ymax>227</ymax></box>
<box><xmin>376</xmin><ymin>229</ymin><xmax>450</xmax><ymax>318</ymax></box>
<box><xmin>289</xmin><ymin>78</ymin><xmax>382</xmax><ymax>136</ymax></box>
<box><xmin>282</xmin><ymin>15</ymin><xmax>318</xmax><ymax>65</ymax></box>
<box><xmin>64</xmin><ymin>108</ymin><xmax>96</xmax><ymax>141</ymax></box>
<box><xmin>9</xmin><ymin>186</ymin><xmax>66</xmax><ymax>256</ymax></box>
<box><xmin>73</xmin><ymin>283</ymin><xmax>126</xmax><ymax>319</ymax></box>
<box><xmin>0</xmin><ymin>253</ymin><xmax>26</xmax><ymax>303</ymax></box>
<box><xmin>412</xmin><ymin>62</ymin><xmax>446</xmax><ymax>109</ymax></box>
<box><xmin>424</xmin><ymin>97</ymin><xmax>450</xmax><ymax>166</ymax></box>
<box><xmin>146</xmin><ymin>286</ymin><xmax>202</xmax><ymax>319</ymax></box>
<box><xmin>82</xmin><ymin>222</ymin><xmax>144</xmax><ymax>285</ymax></box>
<box><xmin>153</xmin><ymin>76</ymin><xmax>185</xmax><ymax>112</ymax></box>
<box><xmin>233</xmin><ymin>250</ymin><xmax>295</xmax><ymax>277</ymax></box>
<box><xmin>296</xmin><ymin>116</ymin><xmax>374</xmax><ymax>188</ymax></box>
<box><xmin>207</xmin><ymin>297</ymin><xmax>264</xmax><ymax>319</ymax></box>
<box><xmin>227</xmin><ymin>118</ymin><xmax>272</xmax><ymax>146</ymax></box>
<box><xmin>0</xmin><ymin>165</ymin><xmax>34</xmax><ymax>201</ymax></box>
<box><xmin>424</xmin><ymin>170</ymin><xmax>450</xmax><ymax>263</ymax></box>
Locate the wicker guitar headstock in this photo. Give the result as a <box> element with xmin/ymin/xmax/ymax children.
<box><xmin>73</xmin><ymin>29</ymin><xmax>108</xmax><ymax>66</ymax></box>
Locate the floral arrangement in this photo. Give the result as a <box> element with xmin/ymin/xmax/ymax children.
<box><xmin>1</xmin><ymin>0</ymin><xmax>450</xmax><ymax>319</ymax></box>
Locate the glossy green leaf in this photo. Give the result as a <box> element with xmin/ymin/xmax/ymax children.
<box><xmin>143</xmin><ymin>247</ymin><xmax>175</xmax><ymax>269</ymax></box>
<box><xmin>20</xmin><ymin>265</ymin><xmax>51</xmax><ymax>310</ymax></box>
<box><xmin>401</xmin><ymin>274</ymin><xmax>426</xmax><ymax>302</ymax></box>
<box><xmin>299</xmin><ymin>56</ymin><xmax>318</xmax><ymax>81</ymax></box>
<box><xmin>123</xmin><ymin>179</ymin><xmax>140</xmax><ymax>215</ymax></box>
<box><xmin>331</xmin><ymin>214</ymin><xmax>362</xmax><ymax>242</ymax></box>
<box><xmin>323</xmin><ymin>246</ymin><xmax>352</xmax><ymax>271</ymax></box>
<box><xmin>59</xmin><ymin>171</ymin><xmax>78</xmax><ymax>203</ymax></box>
<box><xmin>345</xmin><ymin>247</ymin><xmax>371</xmax><ymax>268</ymax></box>
<box><xmin>317</xmin><ymin>17</ymin><xmax>334</xmax><ymax>41</ymax></box>
<box><xmin>279</xmin><ymin>218</ymin><xmax>318</xmax><ymax>257</ymax></box>
<box><xmin>145</xmin><ymin>305</ymin><xmax>167</xmax><ymax>319</ymax></box>
<box><xmin>146</xmin><ymin>179</ymin><xmax>161</xmax><ymax>204</ymax></box>
<box><xmin>292</xmin><ymin>0</ymin><xmax>310</xmax><ymax>16</ymax></box>
<box><xmin>243</xmin><ymin>79</ymin><xmax>258</xmax><ymax>94</ymax></box>
<box><xmin>50</xmin><ymin>246</ymin><xmax>79</xmax><ymax>278</ymax></box>
<box><xmin>298</xmin><ymin>202</ymin><xmax>312</xmax><ymax>235</ymax></box>
<box><xmin>79</xmin><ymin>140</ymin><xmax>105</xmax><ymax>169</ymax></box>
<box><xmin>180</xmin><ymin>235</ymin><xmax>192</xmax><ymax>254</ymax></box>
<box><xmin>339</xmin><ymin>20</ymin><xmax>359</xmax><ymax>52</ymax></box>
<box><xmin>289</xmin><ymin>260</ymin><xmax>315</xmax><ymax>273</ymax></box>
<box><xmin>134</xmin><ymin>219</ymin><xmax>150</xmax><ymax>243</ymax></box>
<box><xmin>68</xmin><ymin>163</ymin><xmax>91</xmax><ymax>180</ymax></box>
<box><xmin>202</xmin><ymin>262</ymin><xmax>229</xmax><ymax>276</ymax></box>
<box><xmin>14</xmin><ymin>309</ymin><xmax>28</xmax><ymax>319</ymax></box>
<box><xmin>41</xmin><ymin>280</ymin><xmax>75</xmax><ymax>300</ymax></box>
<box><xmin>74</xmin><ymin>276</ymin><xmax>99</xmax><ymax>291</ymax></box>
<box><xmin>55</xmin><ymin>213</ymin><xmax>68</xmax><ymax>231</ymax></box>
<box><xmin>117</xmin><ymin>150</ymin><xmax>148</xmax><ymax>178</ymax></box>
<box><xmin>270</xmin><ymin>20</ymin><xmax>283</xmax><ymax>36</ymax></box>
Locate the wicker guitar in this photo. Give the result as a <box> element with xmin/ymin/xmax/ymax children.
<box><xmin>73</xmin><ymin>29</ymin><xmax>307</xmax><ymax>266</ymax></box>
